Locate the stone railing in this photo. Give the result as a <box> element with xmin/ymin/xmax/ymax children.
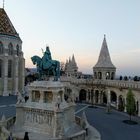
<box><xmin>60</xmin><ymin>76</ymin><xmax>140</xmax><ymax>90</ymax></box>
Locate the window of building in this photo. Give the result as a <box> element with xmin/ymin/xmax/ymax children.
<box><xmin>0</xmin><ymin>42</ymin><xmax>4</xmax><ymax>54</ymax></box>
<box><xmin>0</xmin><ymin>59</ymin><xmax>2</xmax><ymax>77</ymax></box>
<box><xmin>8</xmin><ymin>43</ymin><xmax>13</xmax><ymax>55</ymax></box>
<box><xmin>8</xmin><ymin>60</ymin><xmax>12</xmax><ymax>78</ymax></box>
<box><xmin>16</xmin><ymin>45</ymin><xmax>19</xmax><ymax>56</ymax></box>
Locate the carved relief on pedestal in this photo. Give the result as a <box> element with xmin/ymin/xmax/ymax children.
<box><xmin>24</xmin><ymin>109</ymin><xmax>53</xmax><ymax>127</ymax></box>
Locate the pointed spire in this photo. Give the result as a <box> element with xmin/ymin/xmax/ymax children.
<box><xmin>94</xmin><ymin>35</ymin><xmax>115</xmax><ymax>68</ymax></box>
<box><xmin>72</xmin><ymin>54</ymin><xmax>76</xmax><ymax>63</ymax></box>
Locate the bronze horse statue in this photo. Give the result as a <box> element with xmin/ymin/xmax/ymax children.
<box><xmin>31</xmin><ymin>47</ymin><xmax>60</xmax><ymax>81</ymax></box>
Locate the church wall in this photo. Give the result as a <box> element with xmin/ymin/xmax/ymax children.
<box><xmin>0</xmin><ymin>34</ymin><xmax>24</xmax><ymax>95</ymax></box>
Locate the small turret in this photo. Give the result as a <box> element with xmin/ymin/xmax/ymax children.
<box><xmin>93</xmin><ymin>35</ymin><xmax>116</xmax><ymax>80</ymax></box>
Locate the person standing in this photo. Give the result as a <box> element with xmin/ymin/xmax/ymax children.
<box><xmin>7</xmin><ymin>132</ymin><xmax>13</xmax><ymax>140</ymax></box>
<box><xmin>24</xmin><ymin>132</ymin><xmax>29</xmax><ymax>140</ymax></box>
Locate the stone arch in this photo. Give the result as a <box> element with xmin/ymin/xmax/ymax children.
<box><xmin>95</xmin><ymin>90</ymin><xmax>99</xmax><ymax>104</ymax></box>
<box><xmin>8</xmin><ymin>43</ymin><xmax>13</xmax><ymax>55</ymax></box>
<box><xmin>94</xmin><ymin>72</ymin><xmax>97</xmax><ymax>79</ymax></box>
<box><xmin>136</xmin><ymin>101</ymin><xmax>139</xmax><ymax>115</ymax></box>
<box><xmin>103</xmin><ymin>92</ymin><xmax>107</xmax><ymax>104</ymax></box>
<box><xmin>110</xmin><ymin>91</ymin><xmax>117</xmax><ymax>107</ymax></box>
<box><xmin>64</xmin><ymin>87</ymin><xmax>72</xmax><ymax>101</ymax></box>
<box><xmin>106</xmin><ymin>72</ymin><xmax>110</xmax><ymax>79</ymax></box>
<box><xmin>8</xmin><ymin>60</ymin><xmax>12</xmax><ymax>78</ymax></box>
<box><xmin>111</xmin><ymin>72</ymin><xmax>115</xmax><ymax>80</ymax></box>
<box><xmin>0</xmin><ymin>42</ymin><xmax>4</xmax><ymax>54</ymax></box>
<box><xmin>79</xmin><ymin>89</ymin><xmax>87</xmax><ymax>102</ymax></box>
<box><xmin>118</xmin><ymin>95</ymin><xmax>125</xmax><ymax>111</ymax></box>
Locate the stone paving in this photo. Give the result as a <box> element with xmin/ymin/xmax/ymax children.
<box><xmin>1</xmin><ymin>97</ymin><xmax>140</xmax><ymax>140</ymax></box>
<box><xmin>85</xmin><ymin>105</ymin><xmax>140</xmax><ymax>140</ymax></box>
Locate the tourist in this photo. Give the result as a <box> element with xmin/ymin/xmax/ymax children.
<box><xmin>7</xmin><ymin>132</ymin><xmax>13</xmax><ymax>140</ymax></box>
<box><xmin>24</xmin><ymin>132</ymin><xmax>29</xmax><ymax>140</ymax></box>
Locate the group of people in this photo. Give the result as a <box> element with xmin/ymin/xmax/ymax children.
<box><xmin>7</xmin><ymin>132</ymin><xmax>29</xmax><ymax>140</ymax></box>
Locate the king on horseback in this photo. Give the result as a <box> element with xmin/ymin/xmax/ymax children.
<box><xmin>31</xmin><ymin>45</ymin><xmax>60</xmax><ymax>81</ymax></box>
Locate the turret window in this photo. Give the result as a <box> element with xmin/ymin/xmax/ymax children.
<box><xmin>0</xmin><ymin>42</ymin><xmax>4</xmax><ymax>54</ymax></box>
<box><xmin>8</xmin><ymin>43</ymin><xmax>13</xmax><ymax>55</ymax></box>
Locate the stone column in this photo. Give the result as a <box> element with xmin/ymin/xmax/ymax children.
<box><xmin>14</xmin><ymin>57</ymin><xmax>19</xmax><ymax>94</ymax></box>
<box><xmin>116</xmin><ymin>95</ymin><xmax>119</xmax><ymax>110</ymax></box>
<box><xmin>3</xmin><ymin>57</ymin><xmax>8</xmax><ymax>96</ymax></box>
<box><xmin>107</xmin><ymin>89</ymin><xmax>111</xmax><ymax>113</ymax></box>
<box><xmin>86</xmin><ymin>90</ymin><xmax>88</xmax><ymax>102</ymax></box>
<box><xmin>124</xmin><ymin>97</ymin><xmax>127</xmax><ymax>112</ymax></box>
<box><xmin>98</xmin><ymin>90</ymin><xmax>101</xmax><ymax>104</ymax></box>
<box><xmin>39</xmin><ymin>91</ymin><xmax>44</xmax><ymax>103</ymax></box>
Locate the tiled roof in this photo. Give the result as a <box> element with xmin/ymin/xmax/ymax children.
<box><xmin>0</xmin><ymin>8</ymin><xmax>18</xmax><ymax>37</ymax></box>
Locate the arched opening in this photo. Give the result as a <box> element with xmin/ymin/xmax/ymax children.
<box><xmin>98</xmin><ymin>72</ymin><xmax>102</xmax><ymax>79</ymax></box>
<box><xmin>103</xmin><ymin>93</ymin><xmax>107</xmax><ymax>104</ymax></box>
<box><xmin>16</xmin><ymin>45</ymin><xmax>20</xmax><ymax>56</ymax></box>
<box><xmin>88</xmin><ymin>89</ymin><xmax>90</xmax><ymax>101</ymax></box>
<box><xmin>0</xmin><ymin>42</ymin><xmax>4</xmax><ymax>54</ymax></box>
<box><xmin>136</xmin><ymin>101</ymin><xmax>139</xmax><ymax>115</ymax></box>
<box><xmin>8</xmin><ymin>43</ymin><xmax>13</xmax><ymax>55</ymax></box>
<box><xmin>94</xmin><ymin>72</ymin><xmax>97</xmax><ymax>79</ymax></box>
<box><xmin>106</xmin><ymin>72</ymin><xmax>110</xmax><ymax>79</ymax></box>
<box><xmin>8</xmin><ymin>60</ymin><xmax>12</xmax><ymax>78</ymax></box>
<box><xmin>95</xmin><ymin>90</ymin><xmax>99</xmax><ymax>104</ymax></box>
<box><xmin>118</xmin><ymin>95</ymin><xmax>125</xmax><ymax>111</ymax></box>
<box><xmin>110</xmin><ymin>91</ymin><xmax>117</xmax><ymax>107</ymax></box>
<box><xmin>111</xmin><ymin>72</ymin><xmax>115</xmax><ymax>80</ymax></box>
<box><xmin>79</xmin><ymin>89</ymin><xmax>87</xmax><ymax>102</ymax></box>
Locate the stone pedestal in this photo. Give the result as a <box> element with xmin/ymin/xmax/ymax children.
<box><xmin>13</xmin><ymin>80</ymin><xmax>83</xmax><ymax>140</ymax></box>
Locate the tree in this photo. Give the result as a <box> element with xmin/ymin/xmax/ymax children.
<box><xmin>126</xmin><ymin>88</ymin><xmax>136</xmax><ymax>121</ymax></box>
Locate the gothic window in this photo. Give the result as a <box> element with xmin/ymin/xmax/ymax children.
<box><xmin>98</xmin><ymin>72</ymin><xmax>102</xmax><ymax>79</ymax></box>
<box><xmin>0</xmin><ymin>59</ymin><xmax>2</xmax><ymax>77</ymax></box>
<box><xmin>0</xmin><ymin>42</ymin><xmax>4</xmax><ymax>54</ymax></box>
<box><xmin>16</xmin><ymin>45</ymin><xmax>19</xmax><ymax>56</ymax></box>
<box><xmin>8</xmin><ymin>60</ymin><xmax>12</xmax><ymax>78</ymax></box>
<box><xmin>106</xmin><ymin>72</ymin><xmax>110</xmax><ymax>79</ymax></box>
<box><xmin>8</xmin><ymin>43</ymin><xmax>13</xmax><ymax>55</ymax></box>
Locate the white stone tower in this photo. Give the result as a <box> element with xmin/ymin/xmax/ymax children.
<box><xmin>65</xmin><ymin>54</ymin><xmax>78</xmax><ymax>77</ymax></box>
<box><xmin>93</xmin><ymin>35</ymin><xmax>116</xmax><ymax>80</ymax></box>
<box><xmin>0</xmin><ymin>8</ymin><xmax>25</xmax><ymax>96</ymax></box>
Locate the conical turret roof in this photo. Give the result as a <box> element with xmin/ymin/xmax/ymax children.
<box><xmin>0</xmin><ymin>8</ymin><xmax>19</xmax><ymax>37</ymax></box>
<box><xmin>94</xmin><ymin>35</ymin><xmax>115</xmax><ymax>68</ymax></box>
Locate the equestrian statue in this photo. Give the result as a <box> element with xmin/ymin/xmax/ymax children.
<box><xmin>31</xmin><ymin>46</ymin><xmax>60</xmax><ymax>81</ymax></box>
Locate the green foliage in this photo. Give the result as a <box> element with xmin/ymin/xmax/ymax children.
<box><xmin>126</xmin><ymin>88</ymin><xmax>136</xmax><ymax>120</ymax></box>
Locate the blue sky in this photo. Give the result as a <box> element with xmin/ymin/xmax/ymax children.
<box><xmin>2</xmin><ymin>0</ymin><xmax>140</xmax><ymax>75</ymax></box>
